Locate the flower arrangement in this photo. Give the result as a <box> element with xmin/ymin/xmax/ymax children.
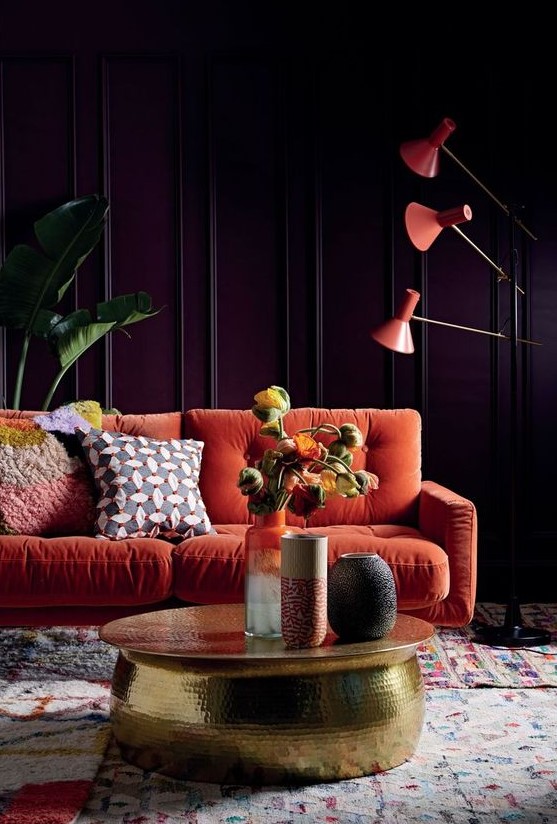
<box><xmin>237</xmin><ymin>385</ymin><xmax>379</xmax><ymax>519</ymax></box>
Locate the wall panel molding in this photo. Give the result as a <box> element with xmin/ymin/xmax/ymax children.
<box><xmin>0</xmin><ymin>53</ymin><xmax>75</xmax><ymax>410</ymax></box>
<box><xmin>100</xmin><ymin>53</ymin><xmax>183</xmax><ymax>413</ymax></box>
<box><xmin>207</xmin><ymin>51</ymin><xmax>288</xmax><ymax>409</ymax></box>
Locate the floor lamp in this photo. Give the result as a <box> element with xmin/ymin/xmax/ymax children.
<box><xmin>372</xmin><ymin>118</ymin><xmax>551</xmax><ymax>648</ymax></box>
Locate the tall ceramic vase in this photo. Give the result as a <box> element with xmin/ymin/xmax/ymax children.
<box><xmin>244</xmin><ymin>510</ymin><xmax>287</xmax><ymax>638</ymax></box>
<box><xmin>280</xmin><ymin>532</ymin><xmax>328</xmax><ymax>649</ymax></box>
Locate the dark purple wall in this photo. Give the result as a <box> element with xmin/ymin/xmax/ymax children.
<box><xmin>0</xmin><ymin>3</ymin><xmax>554</xmax><ymax>600</ymax></box>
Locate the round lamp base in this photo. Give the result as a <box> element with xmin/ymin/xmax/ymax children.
<box><xmin>474</xmin><ymin>624</ymin><xmax>552</xmax><ymax>648</ymax></box>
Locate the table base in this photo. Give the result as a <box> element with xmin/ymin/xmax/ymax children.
<box><xmin>110</xmin><ymin>648</ymin><xmax>425</xmax><ymax>784</ymax></box>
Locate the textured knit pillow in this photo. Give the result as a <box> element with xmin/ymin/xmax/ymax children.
<box><xmin>76</xmin><ymin>426</ymin><xmax>215</xmax><ymax>540</ymax></box>
<box><xmin>35</xmin><ymin>399</ymin><xmax>103</xmax><ymax>433</ymax></box>
<box><xmin>0</xmin><ymin>407</ymin><xmax>98</xmax><ymax>536</ymax></box>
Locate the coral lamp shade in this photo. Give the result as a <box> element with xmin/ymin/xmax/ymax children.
<box><xmin>399</xmin><ymin>117</ymin><xmax>456</xmax><ymax>178</ymax></box>
<box><xmin>370</xmin><ymin>289</ymin><xmax>421</xmax><ymax>354</ymax></box>
<box><xmin>405</xmin><ymin>202</ymin><xmax>473</xmax><ymax>251</ymax></box>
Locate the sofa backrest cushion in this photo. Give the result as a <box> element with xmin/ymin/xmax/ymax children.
<box><xmin>101</xmin><ymin>412</ymin><xmax>183</xmax><ymax>440</ymax></box>
<box><xmin>0</xmin><ymin>410</ymin><xmax>184</xmax><ymax>441</ymax></box>
<box><xmin>183</xmin><ymin>407</ymin><xmax>422</xmax><ymax>527</ymax></box>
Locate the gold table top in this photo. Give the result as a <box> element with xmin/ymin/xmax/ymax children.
<box><xmin>99</xmin><ymin>603</ymin><xmax>434</xmax><ymax>662</ymax></box>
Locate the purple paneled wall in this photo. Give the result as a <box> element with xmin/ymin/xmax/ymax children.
<box><xmin>103</xmin><ymin>56</ymin><xmax>182</xmax><ymax>412</ymax></box>
<box><xmin>0</xmin><ymin>3</ymin><xmax>554</xmax><ymax>599</ymax></box>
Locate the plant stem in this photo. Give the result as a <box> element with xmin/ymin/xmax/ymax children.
<box><xmin>41</xmin><ymin>366</ymin><xmax>70</xmax><ymax>410</ymax></box>
<box><xmin>12</xmin><ymin>334</ymin><xmax>31</xmax><ymax>410</ymax></box>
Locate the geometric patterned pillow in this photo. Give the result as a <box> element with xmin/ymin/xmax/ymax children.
<box><xmin>0</xmin><ymin>412</ymin><xmax>97</xmax><ymax>536</ymax></box>
<box><xmin>76</xmin><ymin>426</ymin><xmax>215</xmax><ymax>541</ymax></box>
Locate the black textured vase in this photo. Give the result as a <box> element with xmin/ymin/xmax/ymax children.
<box><xmin>327</xmin><ymin>552</ymin><xmax>397</xmax><ymax>641</ymax></box>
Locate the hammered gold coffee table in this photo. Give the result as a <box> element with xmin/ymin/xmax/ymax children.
<box><xmin>99</xmin><ymin>604</ymin><xmax>434</xmax><ymax>784</ymax></box>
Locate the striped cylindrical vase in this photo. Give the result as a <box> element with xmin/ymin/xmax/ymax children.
<box><xmin>280</xmin><ymin>533</ymin><xmax>328</xmax><ymax>649</ymax></box>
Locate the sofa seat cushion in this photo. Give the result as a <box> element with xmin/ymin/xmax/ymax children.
<box><xmin>171</xmin><ymin>524</ymin><xmax>449</xmax><ymax>609</ymax></box>
<box><xmin>0</xmin><ymin>535</ymin><xmax>174</xmax><ymax>606</ymax></box>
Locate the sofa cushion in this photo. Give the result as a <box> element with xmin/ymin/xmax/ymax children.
<box><xmin>0</xmin><ymin>534</ymin><xmax>173</xmax><ymax>606</ymax></box>
<box><xmin>183</xmin><ymin>408</ymin><xmax>422</xmax><ymax>527</ymax></box>
<box><xmin>77</xmin><ymin>427</ymin><xmax>215</xmax><ymax>540</ymax></box>
<box><xmin>0</xmin><ymin>410</ymin><xmax>97</xmax><ymax>537</ymax></box>
<box><xmin>171</xmin><ymin>524</ymin><xmax>449</xmax><ymax>609</ymax></box>
<box><xmin>101</xmin><ymin>411</ymin><xmax>183</xmax><ymax>440</ymax></box>
<box><xmin>0</xmin><ymin>409</ymin><xmax>184</xmax><ymax>440</ymax></box>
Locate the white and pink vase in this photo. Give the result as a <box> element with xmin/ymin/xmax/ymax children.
<box><xmin>280</xmin><ymin>533</ymin><xmax>328</xmax><ymax>649</ymax></box>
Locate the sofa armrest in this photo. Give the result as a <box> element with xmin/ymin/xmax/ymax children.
<box><xmin>418</xmin><ymin>480</ymin><xmax>478</xmax><ymax>626</ymax></box>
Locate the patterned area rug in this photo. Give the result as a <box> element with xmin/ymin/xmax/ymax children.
<box><xmin>76</xmin><ymin>688</ymin><xmax>557</xmax><ymax>823</ymax></box>
<box><xmin>420</xmin><ymin>602</ymin><xmax>557</xmax><ymax>688</ymax></box>
<box><xmin>0</xmin><ymin>679</ymin><xmax>111</xmax><ymax>824</ymax></box>
<box><xmin>0</xmin><ymin>604</ymin><xmax>556</xmax><ymax>823</ymax></box>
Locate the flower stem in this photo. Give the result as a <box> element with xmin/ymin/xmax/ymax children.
<box><xmin>310</xmin><ymin>457</ymin><xmax>358</xmax><ymax>481</ymax></box>
<box><xmin>298</xmin><ymin>423</ymin><xmax>342</xmax><ymax>439</ymax></box>
<box><xmin>275</xmin><ymin>489</ymin><xmax>290</xmax><ymax>510</ymax></box>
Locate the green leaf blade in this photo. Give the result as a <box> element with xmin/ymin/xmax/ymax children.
<box><xmin>97</xmin><ymin>292</ymin><xmax>163</xmax><ymax>327</ymax></box>
<box><xmin>34</xmin><ymin>194</ymin><xmax>109</xmax><ymax>260</ymax></box>
<box><xmin>0</xmin><ymin>194</ymin><xmax>109</xmax><ymax>336</ymax></box>
<box><xmin>0</xmin><ymin>245</ymin><xmax>59</xmax><ymax>326</ymax></box>
<box><xmin>53</xmin><ymin>320</ymin><xmax>116</xmax><ymax>370</ymax></box>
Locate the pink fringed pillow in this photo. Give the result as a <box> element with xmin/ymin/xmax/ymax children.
<box><xmin>0</xmin><ymin>408</ymin><xmax>97</xmax><ymax>536</ymax></box>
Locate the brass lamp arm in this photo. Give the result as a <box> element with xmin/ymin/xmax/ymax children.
<box><xmin>450</xmin><ymin>225</ymin><xmax>525</xmax><ymax>295</ymax></box>
<box><xmin>412</xmin><ymin>314</ymin><xmax>542</xmax><ymax>346</ymax></box>
<box><xmin>441</xmin><ymin>144</ymin><xmax>537</xmax><ymax>241</ymax></box>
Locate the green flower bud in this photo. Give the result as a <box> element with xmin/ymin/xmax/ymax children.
<box><xmin>252</xmin><ymin>386</ymin><xmax>291</xmax><ymax>423</ymax></box>
<box><xmin>252</xmin><ymin>404</ymin><xmax>282</xmax><ymax>423</ymax></box>
<box><xmin>327</xmin><ymin>458</ymin><xmax>348</xmax><ymax>475</ymax></box>
<box><xmin>310</xmin><ymin>483</ymin><xmax>326</xmax><ymax>508</ymax></box>
<box><xmin>260</xmin><ymin>449</ymin><xmax>283</xmax><ymax>477</ymax></box>
<box><xmin>237</xmin><ymin>467</ymin><xmax>264</xmax><ymax>496</ymax></box>
<box><xmin>328</xmin><ymin>441</ymin><xmax>353</xmax><ymax>467</ymax></box>
<box><xmin>353</xmin><ymin>470</ymin><xmax>379</xmax><ymax>494</ymax></box>
<box><xmin>259</xmin><ymin>419</ymin><xmax>282</xmax><ymax>438</ymax></box>
<box><xmin>269</xmin><ymin>385</ymin><xmax>291</xmax><ymax>413</ymax></box>
<box><xmin>339</xmin><ymin>423</ymin><xmax>364</xmax><ymax>449</ymax></box>
<box><xmin>336</xmin><ymin>473</ymin><xmax>359</xmax><ymax>497</ymax></box>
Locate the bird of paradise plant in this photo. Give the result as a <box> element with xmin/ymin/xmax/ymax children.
<box><xmin>237</xmin><ymin>385</ymin><xmax>379</xmax><ymax>519</ymax></box>
<box><xmin>0</xmin><ymin>194</ymin><xmax>162</xmax><ymax>410</ymax></box>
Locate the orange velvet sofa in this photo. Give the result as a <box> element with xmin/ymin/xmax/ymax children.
<box><xmin>0</xmin><ymin>407</ymin><xmax>477</xmax><ymax>627</ymax></box>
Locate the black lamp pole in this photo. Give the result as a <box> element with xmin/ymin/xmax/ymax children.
<box><xmin>475</xmin><ymin>209</ymin><xmax>551</xmax><ymax>647</ymax></box>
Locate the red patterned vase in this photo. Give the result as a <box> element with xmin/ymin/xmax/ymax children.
<box><xmin>280</xmin><ymin>532</ymin><xmax>328</xmax><ymax>649</ymax></box>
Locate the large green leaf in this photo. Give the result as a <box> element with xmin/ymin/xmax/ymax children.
<box><xmin>40</xmin><ymin>292</ymin><xmax>163</xmax><ymax>409</ymax></box>
<box><xmin>97</xmin><ymin>292</ymin><xmax>162</xmax><ymax>326</ymax></box>
<box><xmin>49</xmin><ymin>294</ymin><xmax>162</xmax><ymax>366</ymax></box>
<box><xmin>35</xmin><ymin>195</ymin><xmax>108</xmax><ymax>261</ymax></box>
<box><xmin>52</xmin><ymin>315</ymin><xmax>117</xmax><ymax>370</ymax></box>
<box><xmin>0</xmin><ymin>194</ymin><xmax>109</xmax><ymax>333</ymax></box>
